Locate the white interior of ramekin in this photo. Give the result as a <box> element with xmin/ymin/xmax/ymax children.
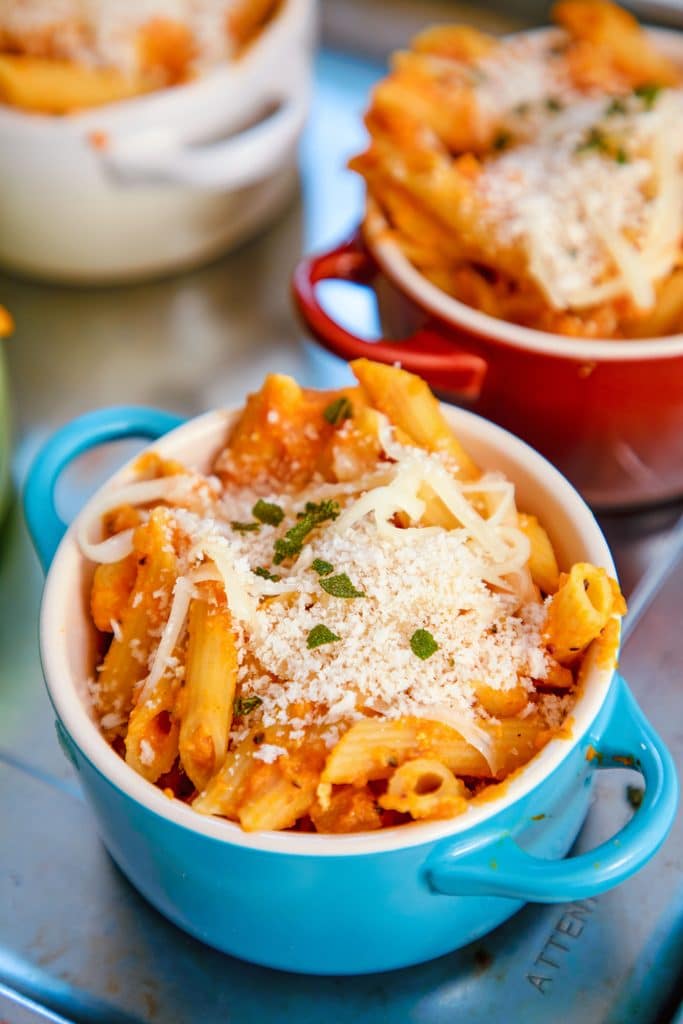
<box><xmin>364</xmin><ymin>26</ymin><xmax>683</xmax><ymax>362</ymax></box>
<box><xmin>41</xmin><ymin>405</ymin><xmax>618</xmax><ymax>855</ymax></box>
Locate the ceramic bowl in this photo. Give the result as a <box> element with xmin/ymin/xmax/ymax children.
<box><xmin>292</xmin><ymin>28</ymin><xmax>683</xmax><ymax>511</ymax></box>
<box><xmin>23</xmin><ymin>402</ymin><xmax>678</xmax><ymax>973</ymax></box>
<box><xmin>0</xmin><ymin>0</ymin><xmax>315</xmax><ymax>284</ymax></box>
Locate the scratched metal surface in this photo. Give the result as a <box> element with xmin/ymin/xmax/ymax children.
<box><xmin>1</xmin><ymin>49</ymin><xmax>682</xmax><ymax>1024</ymax></box>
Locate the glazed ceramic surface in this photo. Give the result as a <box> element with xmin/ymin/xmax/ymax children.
<box><xmin>24</xmin><ymin>405</ymin><xmax>678</xmax><ymax>973</ymax></box>
<box><xmin>0</xmin><ymin>0</ymin><xmax>315</xmax><ymax>283</ymax></box>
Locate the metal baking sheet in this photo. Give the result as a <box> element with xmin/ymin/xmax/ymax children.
<box><xmin>1</xmin><ymin>48</ymin><xmax>682</xmax><ymax>1024</ymax></box>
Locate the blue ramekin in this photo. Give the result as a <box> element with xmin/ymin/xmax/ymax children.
<box><xmin>23</xmin><ymin>404</ymin><xmax>678</xmax><ymax>974</ymax></box>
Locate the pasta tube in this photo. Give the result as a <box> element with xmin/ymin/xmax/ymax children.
<box><xmin>379</xmin><ymin>758</ymin><xmax>468</xmax><ymax>819</ymax></box>
<box><xmin>94</xmin><ymin>509</ymin><xmax>178</xmax><ymax>739</ymax></box>
<box><xmin>518</xmin><ymin>513</ymin><xmax>560</xmax><ymax>595</ymax></box>
<box><xmin>322</xmin><ymin>715</ymin><xmax>543</xmax><ymax>785</ymax></box>
<box><xmin>350</xmin><ymin>359</ymin><xmax>479</xmax><ymax>480</ymax></box>
<box><xmin>192</xmin><ymin>739</ymin><xmax>255</xmax><ymax>819</ymax></box>
<box><xmin>179</xmin><ymin>586</ymin><xmax>237</xmax><ymax>792</ymax></box>
<box><xmin>125</xmin><ymin>672</ymin><xmax>181</xmax><ymax>783</ymax></box>
<box><xmin>237</xmin><ymin>732</ymin><xmax>327</xmax><ymax>832</ymax></box>
<box><xmin>90</xmin><ymin>555</ymin><xmax>138</xmax><ymax>633</ymax></box>
<box><xmin>473</xmin><ymin>681</ymin><xmax>529</xmax><ymax>717</ymax></box>
<box><xmin>544</xmin><ymin>562</ymin><xmax>618</xmax><ymax>663</ymax></box>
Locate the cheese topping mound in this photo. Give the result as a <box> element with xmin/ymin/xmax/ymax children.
<box><xmin>126</xmin><ymin>439</ymin><xmax>556</xmax><ymax>759</ymax></box>
<box><xmin>243</xmin><ymin>516</ymin><xmax>548</xmax><ymax>735</ymax></box>
<box><xmin>475</xmin><ymin>82</ymin><xmax>683</xmax><ymax>311</ymax></box>
<box><xmin>84</xmin><ymin>430</ymin><xmax>567</xmax><ymax>768</ymax></box>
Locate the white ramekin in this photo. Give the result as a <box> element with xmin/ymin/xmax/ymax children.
<box><xmin>0</xmin><ymin>0</ymin><xmax>316</xmax><ymax>283</ymax></box>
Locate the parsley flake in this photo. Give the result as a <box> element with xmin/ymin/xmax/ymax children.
<box><xmin>231</xmin><ymin>521</ymin><xmax>260</xmax><ymax>533</ymax></box>
<box><xmin>606</xmin><ymin>96</ymin><xmax>627</xmax><ymax>116</ymax></box>
<box><xmin>545</xmin><ymin>96</ymin><xmax>563</xmax><ymax>112</ymax></box>
<box><xmin>252</xmin><ymin>499</ymin><xmax>284</xmax><ymax>526</ymax></box>
<box><xmin>234</xmin><ymin>695</ymin><xmax>263</xmax><ymax>716</ymax></box>
<box><xmin>307</xmin><ymin>624</ymin><xmax>342</xmax><ymax>649</ymax></box>
<box><xmin>319</xmin><ymin>573</ymin><xmax>365</xmax><ymax>598</ymax></box>
<box><xmin>323</xmin><ymin>396</ymin><xmax>353</xmax><ymax>426</ymax></box>
<box><xmin>575</xmin><ymin>127</ymin><xmax>608</xmax><ymax>155</ymax></box>
<box><xmin>410</xmin><ymin>629</ymin><xmax>439</xmax><ymax>660</ymax></box>
<box><xmin>273</xmin><ymin>500</ymin><xmax>340</xmax><ymax>564</ymax></box>
<box><xmin>253</xmin><ymin>566</ymin><xmax>281</xmax><ymax>582</ymax></box>
<box><xmin>634</xmin><ymin>83</ymin><xmax>662</xmax><ymax>109</ymax></box>
<box><xmin>493</xmin><ymin>131</ymin><xmax>512</xmax><ymax>151</ymax></box>
<box><xmin>312</xmin><ymin>558</ymin><xmax>334</xmax><ymax>577</ymax></box>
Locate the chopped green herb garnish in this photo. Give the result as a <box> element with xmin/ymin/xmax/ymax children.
<box><xmin>312</xmin><ymin>558</ymin><xmax>334</xmax><ymax>577</ymax></box>
<box><xmin>231</xmin><ymin>521</ymin><xmax>260</xmax><ymax>533</ymax></box>
<box><xmin>307</xmin><ymin>624</ymin><xmax>342</xmax><ymax>649</ymax></box>
<box><xmin>410</xmin><ymin>629</ymin><xmax>439</xmax><ymax>660</ymax></box>
<box><xmin>493</xmin><ymin>131</ymin><xmax>511</xmax><ymax>151</ymax></box>
<box><xmin>514</xmin><ymin>101</ymin><xmax>531</xmax><ymax>116</ymax></box>
<box><xmin>273</xmin><ymin>499</ymin><xmax>340</xmax><ymax>564</ymax></box>
<box><xmin>606</xmin><ymin>97</ymin><xmax>628</xmax><ymax>116</ymax></box>
<box><xmin>253</xmin><ymin>566</ymin><xmax>281</xmax><ymax>582</ymax></box>
<box><xmin>234</xmin><ymin>695</ymin><xmax>263</xmax><ymax>716</ymax></box>
<box><xmin>252</xmin><ymin>499</ymin><xmax>284</xmax><ymax>526</ymax></box>
<box><xmin>323</xmin><ymin>396</ymin><xmax>353</xmax><ymax>426</ymax></box>
<box><xmin>319</xmin><ymin>573</ymin><xmax>365</xmax><ymax>599</ymax></box>
<box><xmin>634</xmin><ymin>83</ymin><xmax>662</xmax><ymax>109</ymax></box>
<box><xmin>576</xmin><ymin>127</ymin><xmax>608</xmax><ymax>154</ymax></box>
<box><xmin>615</xmin><ymin>147</ymin><xmax>629</xmax><ymax>164</ymax></box>
<box><xmin>545</xmin><ymin>96</ymin><xmax>563</xmax><ymax>112</ymax></box>
<box><xmin>626</xmin><ymin>785</ymin><xmax>644</xmax><ymax>810</ymax></box>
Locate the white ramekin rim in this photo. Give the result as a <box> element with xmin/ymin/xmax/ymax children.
<box><xmin>362</xmin><ymin>24</ymin><xmax>683</xmax><ymax>363</ymax></box>
<box><xmin>0</xmin><ymin>0</ymin><xmax>312</xmax><ymax>135</ymax></box>
<box><xmin>40</xmin><ymin>404</ymin><xmax>619</xmax><ymax>856</ymax></box>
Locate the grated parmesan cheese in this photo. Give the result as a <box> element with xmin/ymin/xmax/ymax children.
<box><xmin>475</xmin><ymin>81</ymin><xmax>683</xmax><ymax>311</ymax></box>
<box><xmin>139</xmin><ymin>739</ymin><xmax>155</xmax><ymax>766</ymax></box>
<box><xmin>253</xmin><ymin>743</ymin><xmax>287</xmax><ymax>764</ymax></box>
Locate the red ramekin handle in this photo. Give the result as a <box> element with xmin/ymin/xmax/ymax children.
<box><xmin>292</xmin><ymin>231</ymin><xmax>487</xmax><ymax>398</ymax></box>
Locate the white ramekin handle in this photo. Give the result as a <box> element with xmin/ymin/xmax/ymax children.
<box><xmin>102</xmin><ymin>87</ymin><xmax>309</xmax><ymax>191</ymax></box>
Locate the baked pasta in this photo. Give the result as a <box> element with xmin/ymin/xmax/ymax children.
<box><xmin>81</xmin><ymin>362</ymin><xmax>625</xmax><ymax>832</ymax></box>
<box><xmin>351</xmin><ymin>1</ymin><xmax>683</xmax><ymax>339</ymax></box>
<box><xmin>0</xmin><ymin>0</ymin><xmax>279</xmax><ymax>112</ymax></box>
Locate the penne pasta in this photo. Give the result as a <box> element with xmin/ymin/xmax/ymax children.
<box><xmin>379</xmin><ymin>758</ymin><xmax>468</xmax><ymax>819</ymax></box>
<box><xmin>93</xmin><ymin>508</ymin><xmax>178</xmax><ymax>739</ymax></box>
<box><xmin>192</xmin><ymin>740</ymin><xmax>256</xmax><ymax>819</ymax></box>
<box><xmin>349</xmin><ymin>3</ymin><xmax>683</xmax><ymax>338</ymax></box>
<box><xmin>473</xmin><ymin>681</ymin><xmax>530</xmax><ymax>717</ymax></box>
<box><xmin>90</xmin><ymin>555</ymin><xmax>138</xmax><ymax>633</ymax></box>
<box><xmin>125</xmin><ymin>670</ymin><xmax>182</xmax><ymax>784</ymax></box>
<box><xmin>322</xmin><ymin>715</ymin><xmax>542</xmax><ymax>786</ymax></box>
<box><xmin>518</xmin><ymin>513</ymin><xmax>560</xmax><ymax>595</ymax></box>
<box><xmin>82</xmin><ymin>367</ymin><xmax>624</xmax><ymax>833</ymax></box>
<box><xmin>350</xmin><ymin>359</ymin><xmax>479</xmax><ymax>480</ymax></box>
<box><xmin>179</xmin><ymin>585</ymin><xmax>237</xmax><ymax>792</ymax></box>
<box><xmin>544</xmin><ymin>562</ymin><xmax>618</xmax><ymax>663</ymax></box>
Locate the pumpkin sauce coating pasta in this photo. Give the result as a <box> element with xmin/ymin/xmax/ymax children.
<box><xmin>350</xmin><ymin>1</ymin><xmax>683</xmax><ymax>339</ymax></box>
<box><xmin>82</xmin><ymin>364</ymin><xmax>625</xmax><ymax>832</ymax></box>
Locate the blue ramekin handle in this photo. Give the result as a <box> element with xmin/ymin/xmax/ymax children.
<box><xmin>426</xmin><ymin>675</ymin><xmax>678</xmax><ymax>902</ymax></box>
<box><xmin>24</xmin><ymin>406</ymin><xmax>183</xmax><ymax>571</ymax></box>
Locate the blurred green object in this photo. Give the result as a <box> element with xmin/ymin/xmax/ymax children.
<box><xmin>0</xmin><ymin>346</ymin><xmax>10</xmax><ymax>523</ymax></box>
